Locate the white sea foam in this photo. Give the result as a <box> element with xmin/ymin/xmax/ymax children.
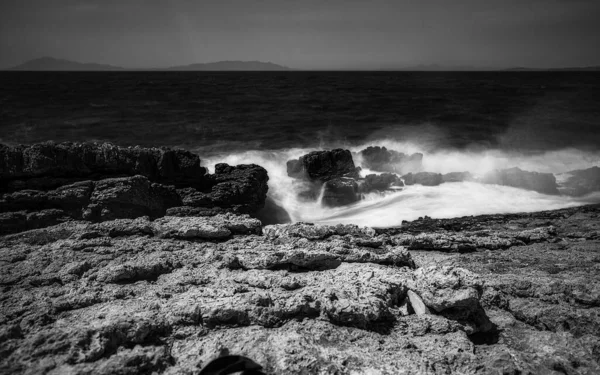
<box><xmin>201</xmin><ymin>141</ymin><xmax>600</xmax><ymax>227</ymax></box>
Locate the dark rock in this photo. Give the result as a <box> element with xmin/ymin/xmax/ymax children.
<box><xmin>360</xmin><ymin>173</ymin><xmax>404</xmax><ymax>193</ymax></box>
<box><xmin>402</xmin><ymin>172</ymin><xmax>443</xmax><ymax>186</ymax></box>
<box><xmin>322</xmin><ymin>178</ymin><xmax>360</xmax><ymax>207</ymax></box>
<box><xmin>83</xmin><ymin>175</ymin><xmax>181</xmax><ymax>222</ymax></box>
<box><xmin>254</xmin><ymin>197</ymin><xmax>292</xmax><ymax>225</ymax></box>
<box><xmin>558</xmin><ymin>166</ymin><xmax>600</xmax><ymax>196</ymax></box>
<box><xmin>359</xmin><ymin>146</ymin><xmax>423</xmax><ymax>174</ymax></box>
<box><xmin>482</xmin><ymin>167</ymin><xmax>559</xmax><ymax>195</ymax></box>
<box><xmin>442</xmin><ymin>171</ymin><xmax>473</xmax><ymax>183</ymax></box>
<box><xmin>0</xmin><ymin>141</ymin><xmax>207</xmax><ymax>190</ymax></box>
<box><xmin>286</xmin><ymin>149</ymin><xmax>358</xmax><ymax>182</ymax></box>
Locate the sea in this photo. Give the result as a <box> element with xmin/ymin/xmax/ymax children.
<box><xmin>1</xmin><ymin>71</ymin><xmax>600</xmax><ymax>227</ymax></box>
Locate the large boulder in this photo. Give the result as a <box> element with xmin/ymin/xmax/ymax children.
<box><xmin>322</xmin><ymin>178</ymin><xmax>360</xmax><ymax>207</ymax></box>
<box><xmin>358</xmin><ymin>146</ymin><xmax>423</xmax><ymax>174</ymax></box>
<box><xmin>177</xmin><ymin>163</ymin><xmax>269</xmax><ymax>214</ymax></box>
<box><xmin>286</xmin><ymin>149</ymin><xmax>358</xmax><ymax>182</ymax></box>
<box><xmin>557</xmin><ymin>166</ymin><xmax>600</xmax><ymax>196</ymax></box>
<box><xmin>482</xmin><ymin>167</ymin><xmax>559</xmax><ymax>195</ymax></box>
<box><xmin>402</xmin><ymin>172</ymin><xmax>443</xmax><ymax>186</ymax></box>
<box><xmin>442</xmin><ymin>172</ymin><xmax>473</xmax><ymax>183</ymax></box>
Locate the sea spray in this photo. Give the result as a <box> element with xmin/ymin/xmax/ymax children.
<box><xmin>202</xmin><ymin>142</ymin><xmax>600</xmax><ymax>227</ymax></box>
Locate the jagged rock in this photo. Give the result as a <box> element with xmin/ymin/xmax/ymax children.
<box><xmin>442</xmin><ymin>171</ymin><xmax>473</xmax><ymax>183</ymax></box>
<box><xmin>557</xmin><ymin>166</ymin><xmax>600</xmax><ymax>196</ymax></box>
<box><xmin>360</xmin><ymin>173</ymin><xmax>404</xmax><ymax>193</ymax></box>
<box><xmin>153</xmin><ymin>214</ymin><xmax>261</xmax><ymax>239</ymax></box>
<box><xmin>322</xmin><ymin>178</ymin><xmax>360</xmax><ymax>207</ymax></box>
<box><xmin>358</xmin><ymin>146</ymin><xmax>423</xmax><ymax>174</ymax></box>
<box><xmin>83</xmin><ymin>175</ymin><xmax>181</xmax><ymax>222</ymax></box>
<box><xmin>0</xmin><ymin>141</ymin><xmax>208</xmax><ymax>190</ymax></box>
<box><xmin>482</xmin><ymin>167</ymin><xmax>559</xmax><ymax>195</ymax></box>
<box><xmin>402</xmin><ymin>172</ymin><xmax>443</xmax><ymax>186</ymax></box>
<box><xmin>2</xmin><ymin>201</ymin><xmax>600</xmax><ymax>374</ymax></box>
<box><xmin>286</xmin><ymin>149</ymin><xmax>358</xmax><ymax>182</ymax></box>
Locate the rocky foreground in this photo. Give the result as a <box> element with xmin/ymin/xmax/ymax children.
<box><xmin>1</xmin><ymin>142</ymin><xmax>600</xmax><ymax>374</ymax></box>
<box><xmin>0</xmin><ymin>204</ymin><xmax>599</xmax><ymax>374</ymax></box>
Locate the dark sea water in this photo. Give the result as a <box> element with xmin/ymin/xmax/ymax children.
<box><xmin>2</xmin><ymin>71</ymin><xmax>600</xmax><ymax>226</ymax></box>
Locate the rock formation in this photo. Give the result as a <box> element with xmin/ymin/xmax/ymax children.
<box><xmin>360</xmin><ymin>173</ymin><xmax>404</xmax><ymax>193</ymax></box>
<box><xmin>0</xmin><ymin>142</ymin><xmax>269</xmax><ymax>234</ymax></box>
<box><xmin>481</xmin><ymin>167</ymin><xmax>559</xmax><ymax>195</ymax></box>
<box><xmin>286</xmin><ymin>149</ymin><xmax>359</xmax><ymax>182</ymax></box>
<box><xmin>2</xmin><ymin>204</ymin><xmax>600</xmax><ymax>374</ymax></box>
<box><xmin>322</xmin><ymin>178</ymin><xmax>360</xmax><ymax>207</ymax></box>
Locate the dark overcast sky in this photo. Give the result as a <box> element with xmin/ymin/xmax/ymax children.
<box><xmin>1</xmin><ymin>0</ymin><xmax>599</xmax><ymax>69</ymax></box>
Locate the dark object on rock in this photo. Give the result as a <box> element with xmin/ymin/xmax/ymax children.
<box><xmin>0</xmin><ymin>141</ymin><xmax>208</xmax><ymax>191</ymax></box>
<box><xmin>360</xmin><ymin>173</ymin><xmax>404</xmax><ymax>193</ymax></box>
<box><xmin>286</xmin><ymin>149</ymin><xmax>358</xmax><ymax>182</ymax></box>
<box><xmin>199</xmin><ymin>355</ymin><xmax>265</xmax><ymax>375</ymax></box>
<box><xmin>254</xmin><ymin>197</ymin><xmax>292</xmax><ymax>225</ymax></box>
<box><xmin>359</xmin><ymin>146</ymin><xmax>423</xmax><ymax>174</ymax></box>
<box><xmin>322</xmin><ymin>178</ymin><xmax>360</xmax><ymax>207</ymax></box>
<box><xmin>402</xmin><ymin>172</ymin><xmax>443</xmax><ymax>186</ymax></box>
<box><xmin>558</xmin><ymin>166</ymin><xmax>600</xmax><ymax>196</ymax></box>
<box><xmin>482</xmin><ymin>167</ymin><xmax>559</xmax><ymax>195</ymax></box>
<box><xmin>442</xmin><ymin>172</ymin><xmax>473</xmax><ymax>183</ymax></box>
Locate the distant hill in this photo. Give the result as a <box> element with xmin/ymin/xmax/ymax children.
<box><xmin>505</xmin><ymin>66</ymin><xmax>600</xmax><ymax>72</ymax></box>
<box><xmin>7</xmin><ymin>58</ymin><xmax>290</xmax><ymax>71</ymax></box>
<box><xmin>167</xmin><ymin>60</ymin><xmax>289</xmax><ymax>71</ymax></box>
<box><xmin>9</xmin><ymin>57</ymin><xmax>123</xmax><ymax>71</ymax></box>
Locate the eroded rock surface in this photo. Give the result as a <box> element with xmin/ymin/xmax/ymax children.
<box><xmin>2</xmin><ymin>205</ymin><xmax>600</xmax><ymax>374</ymax></box>
<box><xmin>0</xmin><ymin>142</ymin><xmax>269</xmax><ymax>234</ymax></box>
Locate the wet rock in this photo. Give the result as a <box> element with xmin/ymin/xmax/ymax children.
<box><xmin>402</xmin><ymin>172</ymin><xmax>443</xmax><ymax>186</ymax></box>
<box><xmin>286</xmin><ymin>149</ymin><xmax>358</xmax><ymax>182</ymax></box>
<box><xmin>358</xmin><ymin>146</ymin><xmax>423</xmax><ymax>174</ymax></box>
<box><xmin>322</xmin><ymin>178</ymin><xmax>360</xmax><ymax>207</ymax></box>
<box><xmin>254</xmin><ymin>197</ymin><xmax>292</xmax><ymax>225</ymax></box>
<box><xmin>557</xmin><ymin>166</ymin><xmax>600</xmax><ymax>196</ymax></box>
<box><xmin>482</xmin><ymin>167</ymin><xmax>559</xmax><ymax>195</ymax></box>
<box><xmin>360</xmin><ymin>173</ymin><xmax>403</xmax><ymax>193</ymax></box>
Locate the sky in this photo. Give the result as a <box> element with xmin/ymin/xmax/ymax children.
<box><xmin>1</xmin><ymin>0</ymin><xmax>599</xmax><ymax>69</ymax></box>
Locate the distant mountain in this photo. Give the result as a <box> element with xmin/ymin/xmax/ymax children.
<box><xmin>9</xmin><ymin>57</ymin><xmax>123</xmax><ymax>71</ymax></box>
<box><xmin>167</xmin><ymin>60</ymin><xmax>289</xmax><ymax>71</ymax></box>
<box><xmin>505</xmin><ymin>66</ymin><xmax>600</xmax><ymax>72</ymax></box>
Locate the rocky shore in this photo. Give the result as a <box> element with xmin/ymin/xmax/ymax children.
<box><xmin>1</xmin><ymin>142</ymin><xmax>600</xmax><ymax>374</ymax></box>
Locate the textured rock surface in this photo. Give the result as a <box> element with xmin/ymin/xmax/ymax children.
<box><xmin>2</xmin><ymin>205</ymin><xmax>600</xmax><ymax>374</ymax></box>
<box><xmin>358</xmin><ymin>146</ymin><xmax>423</xmax><ymax>174</ymax></box>
<box><xmin>482</xmin><ymin>167</ymin><xmax>559</xmax><ymax>195</ymax></box>
<box><xmin>360</xmin><ymin>173</ymin><xmax>404</xmax><ymax>193</ymax></box>
<box><xmin>0</xmin><ymin>143</ymin><xmax>269</xmax><ymax>234</ymax></box>
<box><xmin>286</xmin><ymin>149</ymin><xmax>358</xmax><ymax>182</ymax></box>
<box><xmin>322</xmin><ymin>178</ymin><xmax>360</xmax><ymax>207</ymax></box>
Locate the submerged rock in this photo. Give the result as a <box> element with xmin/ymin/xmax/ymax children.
<box><xmin>442</xmin><ymin>171</ymin><xmax>473</xmax><ymax>183</ymax></box>
<box><xmin>482</xmin><ymin>167</ymin><xmax>559</xmax><ymax>195</ymax></box>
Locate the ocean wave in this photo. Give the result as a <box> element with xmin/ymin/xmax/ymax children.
<box><xmin>201</xmin><ymin>141</ymin><xmax>600</xmax><ymax>227</ymax></box>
